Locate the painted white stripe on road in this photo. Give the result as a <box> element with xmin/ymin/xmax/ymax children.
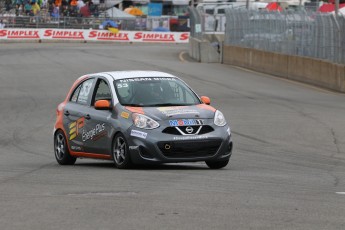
<box><xmin>336</xmin><ymin>192</ymin><xmax>345</xmax><ymax>195</ymax></box>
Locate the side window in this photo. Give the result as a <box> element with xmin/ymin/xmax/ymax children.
<box><xmin>93</xmin><ymin>79</ymin><xmax>112</xmax><ymax>104</ymax></box>
<box><xmin>71</xmin><ymin>84</ymin><xmax>82</xmax><ymax>103</ymax></box>
<box><xmin>76</xmin><ymin>79</ymin><xmax>94</xmax><ymax>105</ymax></box>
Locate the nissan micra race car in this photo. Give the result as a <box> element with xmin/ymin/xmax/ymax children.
<box><xmin>54</xmin><ymin>71</ymin><xmax>232</xmax><ymax>169</ymax></box>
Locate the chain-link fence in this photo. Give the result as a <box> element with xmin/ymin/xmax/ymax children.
<box><xmin>189</xmin><ymin>7</ymin><xmax>202</xmax><ymax>39</ymax></box>
<box><xmin>0</xmin><ymin>15</ymin><xmax>137</xmax><ymax>30</ymax></box>
<box><xmin>189</xmin><ymin>6</ymin><xmax>227</xmax><ymax>39</ymax></box>
<box><xmin>224</xmin><ymin>9</ymin><xmax>345</xmax><ymax>64</ymax></box>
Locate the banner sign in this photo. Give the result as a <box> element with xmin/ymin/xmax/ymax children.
<box><xmin>0</xmin><ymin>29</ymin><xmax>190</xmax><ymax>43</ymax></box>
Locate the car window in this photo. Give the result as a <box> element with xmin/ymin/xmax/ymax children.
<box><xmin>76</xmin><ymin>79</ymin><xmax>94</xmax><ymax>105</ymax></box>
<box><xmin>93</xmin><ymin>79</ymin><xmax>112</xmax><ymax>104</ymax></box>
<box><xmin>114</xmin><ymin>77</ymin><xmax>200</xmax><ymax>107</ymax></box>
<box><xmin>167</xmin><ymin>81</ymin><xmax>196</xmax><ymax>104</ymax></box>
<box><xmin>71</xmin><ymin>84</ymin><xmax>82</xmax><ymax>103</ymax></box>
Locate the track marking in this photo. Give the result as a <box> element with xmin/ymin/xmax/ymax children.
<box><xmin>179</xmin><ymin>51</ymin><xmax>187</xmax><ymax>63</ymax></box>
<box><xmin>230</xmin><ymin>65</ymin><xmax>343</xmax><ymax>96</ymax></box>
<box><xmin>336</xmin><ymin>192</ymin><xmax>345</xmax><ymax>195</ymax></box>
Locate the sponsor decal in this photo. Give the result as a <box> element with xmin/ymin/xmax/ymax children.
<box><xmin>173</xmin><ymin>136</ymin><xmax>209</xmax><ymax>141</ymax></box>
<box><xmin>0</xmin><ymin>29</ymin><xmax>40</xmax><ymax>39</ymax></box>
<box><xmin>82</xmin><ymin>123</ymin><xmax>106</xmax><ymax>142</ymax></box>
<box><xmin>69</xmin><ymin>117</ymin><xmax>85</xmax><ymax>140</ymax></box>
<box><xmin>44</xmin><ymin>29</ymin><xmax>84</xmax><ymax>39</ymax></box>
<box><xmin>116</xmin><ymin>83</ymin><xmax>129</xmax><ymax>89</ymax></box>
<box><xmin>89</xmin><ymin>30</ymin><xmax>129</xmax><ymax>41</ymax></box>
<box><xmin>169</xmin><ymin>119</ymin><xmax>203</xmax><ymax>126</ymax></box>
<box><xmin>158</xmin><ymin>107</ymin><xmax>199</xmax><ymax>117</ymax></box>
<box><xmin>121</xmin><ymin>111</ymin><xmax>130</xmax><ymax>119</ymax></box>
<box><xmin>69</xmin><ymin>116</ymin><xmax>106</xmax><ymax>142</ymax></box>
<box><xmin>130</xmin><ymin>130</ymin><xmax>147</xmax><ymax>139</ymax></box>
<box><xmin>129</xmin><ymin>146</ymin><xmax>139</xmax><ymax>150</ymax></box>
<box><xmin>134</xmin><ymin>32</ymin><xmax>175</xmax><ymax>42</ymax></box>
<box><xmin>71</xmin><ymin>145</ymin><xmax>82</xmax><ymax>151</ymax></box>
<box><xmin>119</xmin><ymin>77</ymin><xmax>175</xmax><ymax>83</ymax></box>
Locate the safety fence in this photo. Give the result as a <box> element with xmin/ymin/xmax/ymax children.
<box><xmin>224</xmin><ymin>9</ymin><xmax>345</xmax><ymax>64</ymax></box>
<box><xmin>189</xmin><ymin>6</ymin><xmax>226</xmax><ymax>38</ymax></box>
<box><xmin>0</xmin><ymin>15</ymin><xmax>190</xmax><ymax>32</ymax></box>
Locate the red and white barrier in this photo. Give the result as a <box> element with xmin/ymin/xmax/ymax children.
<box><xmin>0</xmin><ymin>29</ymin><xmax>190</xmax><ymax>43</ymax></box>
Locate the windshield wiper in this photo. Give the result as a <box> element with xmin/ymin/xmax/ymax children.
<box><xmin>145</xmin><ymin>103</ymin><xmax>192</xmax><ymax>107</ymax></box>
<box><xmin>121</xmin><ymin>104</ymin><xmax>142</xmax><ymax>107</ymax></box>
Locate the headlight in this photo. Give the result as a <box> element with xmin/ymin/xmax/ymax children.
<box><xmin>132</xmin><ymin>113</ymin><xmax>159</xmax><ymax>129</ymax></box>
<box><xmin>214</xmin><ymin>110</ymin><xmax>227</xmax><ymax>127</ymax></box>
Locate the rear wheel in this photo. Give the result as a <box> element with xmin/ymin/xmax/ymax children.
<box><xmin>112</xmin><ymin>133</ymin><xmax>132</xmax><ymax>169</ymax></box>
<box><xmin>205</xmin><ymin>159</ymin><xmax>229</xmax><ymax>169</ymax></box>
<box><xmin>54</xmin><ymin>130</ymin><xmax>76</xmax><ymax>165</ymax></box>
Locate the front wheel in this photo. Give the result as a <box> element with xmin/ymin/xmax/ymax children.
<box><xmin>112</xmin><ymin>133</ymin><xmax>133</xmax><ymax>169</ymax></box>
<box><xmin>205</xmin><ymin>159</ymin><xmax>229</xmax><ymax>169</ymax></box>
<box><xmin>54</xmin><ymin>130</ymin><xmax>76</xmax><ymax>165</ymax></box>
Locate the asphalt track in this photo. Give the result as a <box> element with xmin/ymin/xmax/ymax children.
<box><xmin>0</xmin><ymin>43</ymin><xmax>344</xmax><ymax>230</ymax></box>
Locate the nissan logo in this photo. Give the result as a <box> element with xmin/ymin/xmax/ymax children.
<box><xmin>185</xmin><ymin>126</ymin><xmax>194</xmax><ymax>134</ymax></box>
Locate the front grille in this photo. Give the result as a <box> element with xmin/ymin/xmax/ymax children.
<box><xmin>162</xmin><ymin>125</ymin><xmax>214</xmax><ymax>135</ymax></box>
<box><xmin>157</xmin><ymin>139</ymin><xmax>222</xmax><ymax>158</ymax></box>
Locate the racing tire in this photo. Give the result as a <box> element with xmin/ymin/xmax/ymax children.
<box><xmin>54</xmin><ymin>130</ymin><xmax>77</xmax><ymax>165</ymax></box>
<box><xmin>112</xmin><ymin>133</ymin><xmax>133</xmax><ymax>169</ymax></box>
<box><xmin>205</xmin><ymin>159</ymin><xmax>229</xmax><ymax>169</ymax></box>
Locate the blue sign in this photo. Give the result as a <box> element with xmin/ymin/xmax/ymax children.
<box><xmin>169</xmin><ymin>119</ymin><xmax>203</xmax><ymax>126</ymax></box>
<box><xmin>148</xmin><ymin>3</ymin><xmax>162</xmax><ymax>16</ymax></box>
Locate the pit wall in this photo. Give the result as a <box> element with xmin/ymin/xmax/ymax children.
<box><xmin>189</xmin><ymin>33</ymin><xmax>224</xmax><ymax>63</ymax></box>
<box><xmin>223</xmin><ymin>45</ymin><xmax>345</xmax><ymax>93</ymax></box>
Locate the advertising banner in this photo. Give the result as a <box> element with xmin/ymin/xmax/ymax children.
<box><xmin>0</xmin><ymin>29</ymin><xmax>190</xmax><ymax>43</ymax></box>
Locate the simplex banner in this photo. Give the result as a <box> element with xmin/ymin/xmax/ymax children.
<box><xmin>0</xmin><ymin>29</ymin><xmax>190</xmax><ymax>43</ymax></box>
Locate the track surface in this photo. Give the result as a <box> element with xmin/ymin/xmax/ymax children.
<box><xmin>0</xmin><ymin>43</ymin><xmax>344</xmax><ymax>230</ymax></box>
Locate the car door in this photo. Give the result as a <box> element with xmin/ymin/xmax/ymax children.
<box><xmin>82</xmin><ymin>77</ymin><xmax>115</xmax><ymax>155</ymax></box>
<box><xmin>63</xmin><ymin>78</ymin><xmax>95</xmax><ymax>153</ymax></box>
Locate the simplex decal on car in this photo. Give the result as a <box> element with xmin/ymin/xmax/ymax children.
<box><xmin>54</xmin><ymin>71</ymin><xmax>233</xmax><ymax>169</ymax></box>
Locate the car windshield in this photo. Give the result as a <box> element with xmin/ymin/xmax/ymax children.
<box><xmin>114</xmin><ymin>77</ymin><xmax>201</xmax><ymax>107</ymax></box>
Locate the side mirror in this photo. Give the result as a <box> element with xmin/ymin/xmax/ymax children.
<box><xmin>200</xmin><ymin>96</ymin><xmax>211</xmax><ymax>105</ymax></box>
<box><xmin>95</xmin><ymin>100</ymin><xmax>111</xmax><ymax>110</ymax></box>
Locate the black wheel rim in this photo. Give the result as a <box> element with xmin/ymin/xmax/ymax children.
<box><xmin>113</xmin><ymin>136</ymin><xmax>127</xmax><ymax>165</ymax></box>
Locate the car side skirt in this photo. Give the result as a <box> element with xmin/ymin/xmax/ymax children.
<box><xmin>70</xmin><ymin>151</ymin><xmax>112</xmax><ymax>160</ymax></box>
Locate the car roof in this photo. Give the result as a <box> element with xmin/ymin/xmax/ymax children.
<box><xmin>95</xmin><ymin>71</ymin><xmax>178</xmax><ymax>80</ymax></box>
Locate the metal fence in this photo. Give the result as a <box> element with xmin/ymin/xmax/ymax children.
<box><xmin>189</xmin><ymin>7</ymin><xmax>202</xmax><ymax>39</ymax></box>
<box><xmin>0</xmin><ymin>15</ymin><xmax>184</xmax><ymax>31</ymax></box>
<box><xmin>224</xmin><ymin>9</ymin><xmax>345</xmax><ymax>64</ymax></box>
<box><xmin>189</xmin><ymin>6</ymin><xmax>227</xmax><ymax>38</ymax></box>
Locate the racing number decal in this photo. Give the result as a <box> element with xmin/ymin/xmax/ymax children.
<box><xmin>69</xmin><ymin>117</ymin><xmax>85</xmax><ymax>140</ymax></box>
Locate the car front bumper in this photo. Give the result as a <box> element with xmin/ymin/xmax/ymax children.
<box><xmin>125</xmin><ymin>125</ymin><xmax>232</xmax><ymax>164</ymax></box>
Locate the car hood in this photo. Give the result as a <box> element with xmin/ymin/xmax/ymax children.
<box><xmin>124</xmin><ymin>104</ymin><xmax>217</xmax><ymax>121</ymax></box>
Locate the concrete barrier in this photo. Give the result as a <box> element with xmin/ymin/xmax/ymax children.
<box><xmin>189</xmin><ymin>37</ymin><xmax>201</xmax><ymax>62</ymax></box>
<box><xmin>189</xmin><ymin>34</ymin><xmax>223</xmax><ymax>63</ymax></box>
<box><xmin>189</xmin><ymin>37</ymin><xmax>221</xmax><ymax>63</ymax></box>
<box><xmin>223</xmin><ymin>45</ymin><xmax>345</xmax><ymax>93</ymax></box>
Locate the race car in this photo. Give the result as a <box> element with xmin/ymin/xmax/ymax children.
<box><xmin>54</xmin><ymin>71</ymin><xmax>233</xmax><ymax>169</ymax></box>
